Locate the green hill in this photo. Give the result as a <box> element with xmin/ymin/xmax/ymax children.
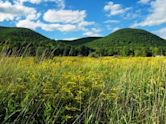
<box><xmin>0</xmin><ymin>26</ymin><xmax>63</xmax><ymax>56</ymax></box>
<box><xmin>1</xmin><ymin>26</ymin><xmax>166</xmax><ymax>57</ymax></box>
<box><xmin>0</xmin><ymin>26</ymin><xmax>93</xmax><ymax>56</ymax></box>
<box><xmin>79</xmin><ymin>28</ymin><xmax>166</xmax><ymax>56</ymax></box>
<box><xmin>0</xmin><ymin>26</ymin><xmax>50</xmax><ymax>45</ymax></box>
<box><xmin>60</xmin><ymin>37</ymin><xmax>102</xmax><ymax>46</ymax></box>
<box><xmin>85</xmin><ymin>28</ymin><xmax>166</xmax><ymax>49</ymax></box>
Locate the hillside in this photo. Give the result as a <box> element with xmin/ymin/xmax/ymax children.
<box><xmin>85</xmin><ymin>28</ymin><xmax>166</xmax><ymax>49</ymax></box>
<box><xmin>0</xmin><ymin>26</ymin><xmax>63</xmax><ymax>56</ymax></box>
<box><xmin>0</xmin><ymin>26</ymin><xmax>52</xmax><ymax>46</ymax></box>
<box><xmin>1</xmin><ymin>26</ymin><xmax>166</xmax><ymax>56</ymax></box>
<box><xmin>60</xmin><ymin>37</ymin><xmax>102</xmax><ymax>46</ymax></box>
<box><xmin>0</xmin><ymin>26</ymin><xmax>49</xmax><ymax>41</ymax></box>
<box><xmin>0</xmin><ymin>26</ymin><xmax>93</xmax><ymax>56</ymax></box>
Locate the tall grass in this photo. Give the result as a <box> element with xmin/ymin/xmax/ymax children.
<box><xmin>0</xmin><ymin>57</ymin><xmax>166</xmax><ymax>123</ymax></box>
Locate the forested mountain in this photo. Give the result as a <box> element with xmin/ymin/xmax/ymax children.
<box><xmin>85</xmin><ymin>28</ymin><xmax>166</xmax><ymax>48</ymax></box>
<box><xmin>59</xmin><ymin>37</ymin><xmax>102</xmax><ymax>46</ymax></box>
<box><xmin>0</xmin><ymin>26</ymin><xmax>49</xmax><ymax>43</ymax></box>
<box><xmin>0</xmin><ymin>26</ymin><xmax>92</xmax><ymax>56</ymax></box>
<box><xmin>84</xmin><ymin>28</ymin><xmax>166</xmax><ymax>56</ymax></box>
<box><xmin>0</xmin><ymin>26</ymin><xmax>166</xmax><ymax>57</ymax></box>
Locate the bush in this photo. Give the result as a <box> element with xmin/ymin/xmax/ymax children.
<box><xmin>88</xmin><ymin>52</ymin><xmax>99</xmax><ymax>58</ymax></box>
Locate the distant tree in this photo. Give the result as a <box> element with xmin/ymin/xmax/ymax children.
<box><xmin>79</xmin><ymin>46</ymin><xmax>92</xmax><ymax>56</ymax></box>
<box><xmin>69</xmin><ymin>47</ymin><xmax>75</xmax><ymax>56</ymax></box>
<box><xmin>107</xmin><ymin>48</ymin><xmax>114</xmax><ymax>56</ymax></box>
<box><xmin>96</xmin><ymin>48</ymin><xmax>108</xmax><ymax>56</ymax></box>
<box><xmin>145</xmin><ymin>48</ymin><xmax>152</xmax><ymax>57</ymax></box>
<box><xmin>152</xmin><ymin>47</ymin><xmax>162</xmax><ymax>56</ymax></box>
<box><xmin>120</xmin><ymin>47</ymin><xmax>134</xmax><ymax>56</ymax></box>
<box><xmin>134</xmin><ymin>48</ymin><xmax>146</xmax><ymax>56</ymax></box>
<box><xmin>63</xmin><ymin>46</ymin><xmax>70</xmax><ymax>56</ymax></box>
<box><xmin>36</xmin><ymin>47</ymin><xmax>45</xmax><ymax>57</ymax></box>
<box><xmin>88</xmin><ymin>52</ymin><xmax>99</xmax><ymax>58</ymax></box>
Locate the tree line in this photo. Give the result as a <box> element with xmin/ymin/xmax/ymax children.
<box><xmin>1</xmin><ymin>41</ymin><xmax>166</xmax><ymax>57</ymax></box>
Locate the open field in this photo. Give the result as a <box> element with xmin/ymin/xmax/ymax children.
<box><xmin>0</xmin><ymin>57</ymin><xmax>166</xmax><ymax>123</ymax></box>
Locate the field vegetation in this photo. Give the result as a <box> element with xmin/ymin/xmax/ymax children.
<box><xmin>0</xmin><ymin>57</ymin><xmax>166</xmax><ymax>123</ymax></box>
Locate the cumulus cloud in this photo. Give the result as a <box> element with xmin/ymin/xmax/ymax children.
<box><xmin>16</xmin><ymin>19</ymin><xmax>77</xmax><ymax>32</ymax></box>
<box><xmin>155</xmin><ymin>28</ymin><xmax>166</xmax><ymax>39</ymax></box>
<box><xmin>104</xmin><ymin>20</ymin><xmax>120</xmax><ymax>24</ymax></box>
<box><xmin>0</xmin><ymin>1</ymin><xmax>39</xmax><ymax>21</ymax></box>
<box><xmin>0</xmin><ymin>0</ymin><xmax>96</xmax><ymax>34</ymax></box>
<box><xmin>41</xmin><ymin>23</ymin><xmax>77</xmax><ymax>32</ymax></box>
<box><xmin>17</xmin><ymin>18</ymin><xmax>94</xmax><ymax>32</ymax></box>
<box><xmin>112</xmin><ymin>27</ymin><xmax>120</xmax><ymax>32</ymax></box>
<box><xmin>83</xmin><ymin>28</ymin><xmax>101</xmax><ymax>37</ymax></box>
<box><xmin>42</xmin><ymin>9</ymin><xmax>95</xmax><ymax>32</ymax></box>
<box><xmin>16</xmin><ymin>0</ymin><xmax>41</xmax><ymax>4</ymax></box>
<box><xmin>63</xmin><ymin>37</ymin><xmax>79</xmax><ymax>41</ymax></box>
<box><xmin>104</xmin><ymin>1</ymin><xmax>129</xmax><ymax>16</ymax></box>
<box><xmin>43</xmin><ymin>10</ymin><xmax>86</xmax><ymax>24</ymax></box>
<box><xmin>45</xmin><ymin>0</ymin><xmax>65</xmax><ymax>9</ymax></box>
<box><xmin>138</xmin><ymin>0</ymin><xmax>151</xmax><ymax>4</ymax></box>
<box><xmin>132</xmin><ymin>0</ymin><xmax>166</xmax><ymax>27</ymax></box>
<box><xmin>16</xmin><ymin>19</ymin><xmax>41</xmax><ymax>30</ymax></box>
<box><xmin>17</xmin><ymin>0</ymin><xmax>65</xmax><ymax>8</ymax></box>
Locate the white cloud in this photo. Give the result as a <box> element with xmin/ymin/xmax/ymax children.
<box><xmin>16</xmin><ymin>19</ymin><xmax>78</xmax><ymax>32</ymax></box>
<box><xmin>42</xmin><ymin>9</ymin><xmax>95</xmax><ymax>32</ymax></box>
<box><xmin>63</xmin><ymin>37</ymin><xmax>79</xmax><ymax>41</ymax></box>
<box><xmin>104</xmin><ymin>20</ymin><xmax>120</xmax><ymax>24</ymax></box>
<box><xmin>104</xmin><ymin>1</ymin><xmax>129</xmax><ymax>16</ymax></box>
<box><xmin>41</xmin><ymin>23</ymin><xmax>77</xmax><ymax>32</ymax></box>
<box><xmin>0</xmin><ymin>1</ymin><xmax>39</xmax><ymax>22</ymax></box>
<box><xmin>125</xmin><ymin>12</ymin><xmax>140</xmax><ymax>19</ymax></box>
<box><xmin>0</xmin><ymin>0</ymin><xmax>96</xmax><ymax>35</ymax></box>
<box><xmin>16</xmin><ymin>18</ymin><xmax>94</xmax><ymax>32</ymax></box>
<box><xmin>45</xmin><ymin>0</ymin><xmax>65</xmax><ymax>9</ymax></box>
<box><xmin>155</xmin><ymin>28</ymin><xmax>166</xmax><ymax>39</ymax></box>
<box><xmin>17</xmin><ymin>0</ymin><xmax>65</xmax><ymax>8</ymax></box>
<box><xmin>16</xmin><ymin>0</ymin><xmax>41</xmax><ymax>4</ymax></box>
<box><xmin>16</xmin><ymin>19</ymin><xmax>41</xmax><ymax>30</ymax></box>
<box><xmin>77</xmin><ymin>21</ymin><xmax>95</xmax><ymax>31</ymax></box>
<box><xmin>112</xmin><ymin>27</ymin><xmax>120</xmax><ymax>32</ymax></box>
<box><xmin>132</xmin><ymin>0</ymin><xmax>166</xmax><ymax>27</ymax></box>
<box><xmin>83</xmin><ymin>28</ymin><xmax>101</xmax><ymax>37</ymax></box>
<box><xmin>54</xmin><ymin>0</ymin><xmax>65</xmax><ymax>9</ymax></box>
<box><xmin>43</xmin><ymin>10</ymin><xmax>86</xmax><ymax>24</ymax></box>
<box><xmin>104</xmin><ymin>20</ymin><xmax>120</xmax><ymax>31</ymax></box>
<box><xmin>138</xmin><ymin>0</ymin><xmax>151</xmax><ymax>4</ymax></box>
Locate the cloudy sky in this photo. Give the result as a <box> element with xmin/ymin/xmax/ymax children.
<box><xmin>0</xmin><ymin>0</ymin><xmax>166</xmax><ymax>40</ymax></box>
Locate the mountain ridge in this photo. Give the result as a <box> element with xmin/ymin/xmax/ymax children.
<box><xmin>0</xmin><ymin>26</ymin><xmax>49</xmax><ymax>43</ymax></box>
<box><xmin>59</xmin><ymin>37</ymin><xmax>103</xmax><ymax>46</ymax></box>
<box><xmin>85</xmin><ymin>28</ymin><xmax>166</xmax><ymax>48</ymax></box>
<box><xmin>0</xmin><ymin>26</ymin><xmax>166</xmax><ymax>56</ymax></box>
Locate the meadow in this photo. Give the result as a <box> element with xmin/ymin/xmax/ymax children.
<box><xmin>0</xmin><ymin>57</ymin><xmax>166</xmax><ymax>123</ymax></box>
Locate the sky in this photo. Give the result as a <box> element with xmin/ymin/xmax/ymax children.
<box><xmin>0</xmin><ymin>0</ymin><xmax>166</xmax><ymax>40</ymax></box>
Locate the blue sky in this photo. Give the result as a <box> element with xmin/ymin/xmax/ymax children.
<box><xmin>0</xmin><ymin>0</ymin><xmax>166</xmax><ymax>40</ymax></box>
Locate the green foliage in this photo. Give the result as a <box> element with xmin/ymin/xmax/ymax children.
<box><xmin>0</xmin><ymin>57</ymin><xmax>166</xmax><ymax>123</ymax></box>
<box><xmin>86</xmin><ymin>28</ymin><xmax>166</xmax><ymax>48</ymax></box>
<box><xmin>83</xmin><ymin>28</ymin><xmax>166</xmax><ymax>56</ymax></box>
<box><xmin>88</xmin><ymin>52</ymin><xmax>99</xmax><ymax>57</ymax></box>
<box><xmin>1</xmin><ymin>27</ymin><xmax>166</xmax><ymax>57</ymax></box>
<box><xmin>59</xmin><ymin>37</ymin><xmax>102</xmax><ymax>46</ymax></box>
